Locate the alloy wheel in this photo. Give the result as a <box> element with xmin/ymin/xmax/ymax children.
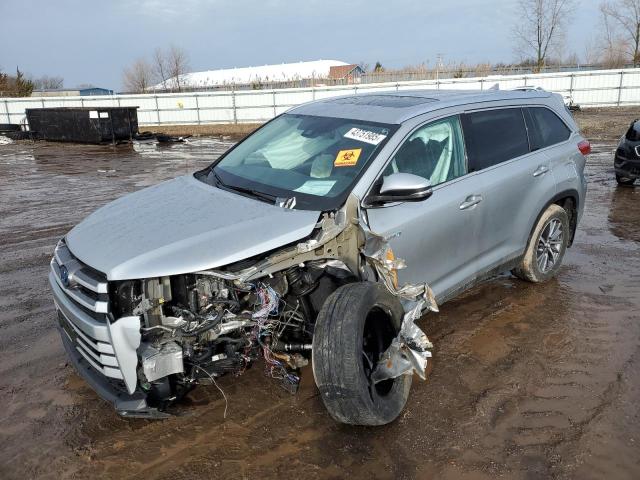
<box><xmin>536</xmin><ymin>218</ymin><xmax>563</xmax><ymax>273</ymax></box>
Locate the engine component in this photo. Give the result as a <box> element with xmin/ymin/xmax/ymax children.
<box><xmin>142</xmin><ymin>277</ymin><xmax>172</xmax><ymax>327</ymax></box>
<box><xmin>271</xmin><ymin>341</ymin><xmax>312</xmax><ymax>352</ymax></box>
<box><xmin>140</xmin><ymin>341</ymin><xmax>184</xmax><ymax>382</ymax></box>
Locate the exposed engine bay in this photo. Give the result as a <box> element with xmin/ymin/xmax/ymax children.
<box><xmin>110</xmin><ymin>262</ymin><xmax>354</xmax><ymax>408</ymax></box>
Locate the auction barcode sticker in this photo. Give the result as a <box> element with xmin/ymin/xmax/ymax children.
<box><xmin>343</xmin><ymin>128</ymin><xmax>387</xmax><ymax>145</ymax></box>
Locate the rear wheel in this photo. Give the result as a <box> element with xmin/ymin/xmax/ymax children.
<box><xmin>512</xmin><ymin>204</ymin><xmax>570</xmax><ymax>283</ymax></box>
<box><xmin>616</xmin><ymin>174</ymin><xmax>635</xmax><ymax>186</ymax></box>
<box><xmin>312</xmin><ymin>282</ymin><xmax>411</xmax><ymax>425</ymax></box>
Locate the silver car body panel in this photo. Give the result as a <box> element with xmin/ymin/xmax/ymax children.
<box><xmin>65</xmin><ymin>175</ymin><xmax>321</xmax><ymax>281</ymax></box>
<box><xmin>51</xmin><ymin>89</ymin><xmax>588</xmax><ymax>409</ymax></box>
<box><xmin>353</xmin><ymin>93</ymin><xmax>585</xmax><ymax>302</ymax></box>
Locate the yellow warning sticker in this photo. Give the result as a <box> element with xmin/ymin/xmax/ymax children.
<box><xmin>334</xmin><ymin>148</ymin><xmax>362</xmax><ymax>167</ymax></box>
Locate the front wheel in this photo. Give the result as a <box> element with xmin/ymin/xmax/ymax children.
<box><xmin>512</xmin><ymin>204</ymin><xmax>570</xmax><ymax>283</ymax></box>
<box><xmin>312</xmin><ymin>282</ymin><xmax>412</xmax><ymax>426</ymax></box>
<box><xmin>616</xmin><ymin>174</ymin><xmax>636</xmax><ymax>186</ymax></box>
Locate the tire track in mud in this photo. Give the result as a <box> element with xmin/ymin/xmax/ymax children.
<box><xmin>450</xmin><ymin>182</ymin><xmax>640</xmax><ymax>477</ymax></box>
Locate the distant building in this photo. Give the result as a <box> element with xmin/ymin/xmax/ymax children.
<box><xmin>154</xmin><ymin>60</ymin><xmax>353</xmax><ymax>90</ymax></box>
<box><xmin>32</xmin><ymin>87</ymin><xmax>114</xmax><ymax>97</ymax></box>
<box><xmin>328</xmin><ymin>64</ymin><xmax>365</xmax><ymax>83</ymax></box>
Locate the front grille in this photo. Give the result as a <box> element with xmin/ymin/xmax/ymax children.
<box><xmin>50</xmin><ymin>239</ymin><xmax>124</xmax><ymax>382</ymax></box>
<box><xmin>50</xmin><ymin>240</ymin><xmax>109</xmax><ymax>319</ymax></box>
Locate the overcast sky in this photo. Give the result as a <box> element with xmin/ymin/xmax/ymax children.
<box><xmin>0</xmin><ymin>0</ymin><xmax>601</xmax><ymax>90</ymax></box>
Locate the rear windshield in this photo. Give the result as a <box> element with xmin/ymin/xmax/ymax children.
<box><xmin>197</xmin><ymin>114</ymin><xmax>397</xmax><ymax>210</ymax></box>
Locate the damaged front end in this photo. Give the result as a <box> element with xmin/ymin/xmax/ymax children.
<box><xmin>52</xmin><ymin>194</ymin><xmax>437</xmax><ymax>418</ymax></box>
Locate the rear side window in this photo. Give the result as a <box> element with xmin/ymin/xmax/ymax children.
<box><xmin>462</xmin><ymin>108</ymin><xmax>529</xmax><ymax>172</ymax></box>
<box><xmin>525</xmin><ymin>107</ymin><xmax>571</xmax><ymax>150</ymax></box>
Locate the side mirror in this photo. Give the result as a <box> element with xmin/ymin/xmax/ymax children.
<box><xmin>366</xmin><ymin>172</ymin><xmax>433</xmax><ymax>206</ymax></box>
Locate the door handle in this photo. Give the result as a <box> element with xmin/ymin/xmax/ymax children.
<box><xmin>533</xmin><ymin>165</ymin><xmax>549</xmax><ymax>177</ymax></box>
<box><xmin>459</xmin><ymin>194</ymin><xmax>483</xmax><ymax>210</ymax></box>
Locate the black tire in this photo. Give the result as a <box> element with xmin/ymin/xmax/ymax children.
<box><xmin>616</xmin><ymin>174</ymin><xmax>635</xmax><ymax>186</ymax></box>
<box><xmin>512</xmin><ymin>204</ymin><xmax>570</xmax><ymax>283</ymax></box>
<box><xmin>312</xmin><ymin>282</ymin><xmax>412</xmax><ymax>426</ymax></box>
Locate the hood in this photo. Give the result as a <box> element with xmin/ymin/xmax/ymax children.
<box><xmin>66</xmin><ymin>175</ymin><xmax>321</xmax><ymax>280</ymax></box>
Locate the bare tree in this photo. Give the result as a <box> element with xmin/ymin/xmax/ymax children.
<box><xmin>32</xmin><ymin>75</ymin><xmax>64</xmax><ymax>90</ymax></box>
<box><xmin>166</xmin><ymin>45</ymin><xmax>190</xmax><ymax>92</ymax></box>
<box><xmin>583</xmin><ymin>35</ymin><xmax>602</xmax><ymax>65</ymax></box>
<box><xmin>151</xmin><ymin>46</ymin><xmax>190</xmax><ymax>92</ymax></box>
<box><xmin>152</xmin><ymin>47</ymin><xmax>169</xmax><ymax>91</ymax></box>
<box><xmin>122</xmin><ymin>58</ymin><xmax>154</xmax><ymax>93</ymax></box>
<box><xmin>513</xmin><ymin>0</ymin><xmax>574</xmax><ymax>72</ymax></box>
<box><xmin>600</xmin><ymin>0</ymin><xmax>640</xmax><ymax>66</ymax></box>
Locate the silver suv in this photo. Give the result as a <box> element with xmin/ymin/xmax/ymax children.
<box><xmin>49</xmin><ymin>89</ymin><xmax>589</xmax><ymax>425</ymax></box>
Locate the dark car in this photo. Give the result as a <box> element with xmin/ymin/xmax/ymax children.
<box><xmin>615</xmin><ymin>119</ymin><xmax>640</xmax><ymax>186</ymax></box>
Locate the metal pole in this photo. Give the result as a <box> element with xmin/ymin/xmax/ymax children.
<box><xmin>195</xmin><ymin>94</ymin><xmax>201</xmax><ymax>125</ymax></box>
<box><xmin>4</xmin><ymin>99</ymin><xmax>10</xmax><ymax>123</ymax></box>
<box><xmin>569</xmin><ymin>74</ymin><xmax>575</xmax><ymax>101</ymax></box>
<box><xmin>109</xmin><ymin>111</ymin><xmax>116</xmax><ymax>146</ymax></box>
<box><xmin>272</xmin><ymin>90</ymin><xmax>277</xmax><ymax>117</ymax></box>
<box><xmin>232</xmin><ymin>90</ymin><xmax>237</xmax><ymax>124</ymax></box>
<box><xmin>154</xmin><ymin>95</ymin><xmax>160</xmax><ymax>125</ymax></box>
<box><xmin>617</xmin><ymin>70</ymin><xmax>624</xmax><ymax>106</ymax></box>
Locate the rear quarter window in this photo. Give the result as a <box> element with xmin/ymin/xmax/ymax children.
<box><xmin>462</xmin><ymin>108</ymin><xmax>529</xmax><ymax>172</ymax></box>
<box><xmin>525</xmin><ymin>107</ymin><xmax>571</xmax><ymax>150</ymax></box>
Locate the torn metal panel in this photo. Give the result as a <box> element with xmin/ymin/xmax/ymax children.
<box><xmin>196</xmin><ymin>194</ymin><xmax>363</xmax><ymax>284</ymax></box>
<box><xmin>362</xmin><ymin>230</ymin><xmax>438</xmax><ymax>310</ymax></box>
<box><xmin>361</xmin><ymin>230</ymin><xmax>437</xmax><ymax>383</ymax></box>
<box><xmin>371</xmin><ymin>299</ymin><xmax>434</xmax><ymax>383</ymax></box>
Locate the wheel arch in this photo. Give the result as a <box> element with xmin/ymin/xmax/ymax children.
<box><xmin>527</xmin><ymin>189</ymin><xmax>580</xmax><ymax>248</ymax></box>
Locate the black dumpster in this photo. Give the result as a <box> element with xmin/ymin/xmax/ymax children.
<box><xmin>26</xmin><ymin>107</ymin><xmax>139</xmax><ymax>143</ymax></box>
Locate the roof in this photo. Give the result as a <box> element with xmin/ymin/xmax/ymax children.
<box><xmin>157</xmin><ymin>60</ymin><xmax>350</xmax><ymax>89</ymax></box>
<box><xmin>289</xmin><ymin>89</ymin><xmax>552</xmax><ymax>124</ymax></box>
<box><xmin>328</xmin><ymin>64</ymin><xmax>363</xmax><ymax>79</ymax></box>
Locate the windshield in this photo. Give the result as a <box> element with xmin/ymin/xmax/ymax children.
<box><xmin>197</xmin><ymin>114</ymin><xmax>398</xmax><ymax>210</ymax></box>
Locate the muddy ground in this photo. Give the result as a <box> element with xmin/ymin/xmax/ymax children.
<box><xmin>1</xmin><ymin>109</ymin><xmax>639</xmax><ymax>479</ymax></box>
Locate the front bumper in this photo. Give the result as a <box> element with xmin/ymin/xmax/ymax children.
<box><xmin>56</xmin><ymin>317</ymin><xmax>161</xmax><ymax>417</ymax></box>
<box><xmin>615</xmin><ymin>154</ymin><xmax>640</xmax><ymax>179</ymax></box>
<box><xmin>50</xmin><ymin>269</ymin><xmax>166</xmax><ymax>418</ymax></box>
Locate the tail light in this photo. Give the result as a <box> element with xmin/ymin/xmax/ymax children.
<box><xmin>578</xmin><ymin>140</ymin><xmax>591</xmax><ymax>156</ymax></box>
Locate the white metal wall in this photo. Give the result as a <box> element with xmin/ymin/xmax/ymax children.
<box><xmin>2</xmin><ymin>68</ymin><xmax>639</xmax><ymax>127</ymax></box>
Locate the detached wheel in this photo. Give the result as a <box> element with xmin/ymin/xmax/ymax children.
<box><xmin>312</xmin><ymin>282</ymin><xmax>411</xmax><ymax>426</ymax></box>
<box><xmin>513</xmin><ymin>204</ymin><xmax>570</xmax><ymax>283</ymax></box>
<box><xmin>616</xmin><ymin>174</ymin><xmax>635</xmax><ymax>186</ymax></box>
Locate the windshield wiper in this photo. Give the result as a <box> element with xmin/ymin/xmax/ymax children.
<box><xmin>210</xmin><ymin>169</ymin><xmax>276</xmax><ymax>203</ymax></box>
<box><xmin>210</xmin><ymin>169</ymin><xmax>226</xmax><ymax>188</ymax></box>
<box><xmin>226</xmin><ymin>184</ymin><xmax>277</xmax><ymax>203</ymax></box>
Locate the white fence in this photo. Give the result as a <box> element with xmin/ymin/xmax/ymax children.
<box><xmin>2</xmin><ymin>68</ymin><xmax>639</xmax><ymax>127</ymax></box>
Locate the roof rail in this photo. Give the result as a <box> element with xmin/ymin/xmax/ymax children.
<box><xmin>510</xmin><ymin>86</ymin><xmax>546</xmax><ymax>92</ymax></box>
